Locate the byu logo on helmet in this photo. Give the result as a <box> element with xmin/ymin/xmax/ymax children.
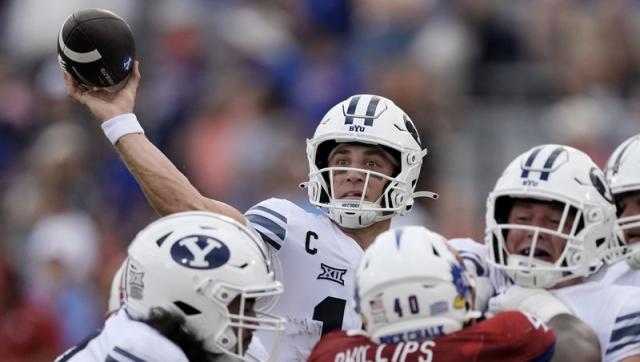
<box><xmin>170</xmin><ymin>235</ymin><xmax>231</xmax><ymax>269</ymax></box>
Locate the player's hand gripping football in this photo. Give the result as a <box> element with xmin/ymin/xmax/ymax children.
<box><xmin>64</xmin><ymin>61</ymin><xmax>141</xmax><ymax>122</ymax></box>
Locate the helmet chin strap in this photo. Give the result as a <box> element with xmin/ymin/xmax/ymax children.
<box><xmin>506</xmin><ymin>256</ymin><xmax>563</xmax><ymax>289</ymax></box>
<box><xmin>329</xmin><ymin>201</ymin><xmax>379</xmax><ymax>229</ymax></box>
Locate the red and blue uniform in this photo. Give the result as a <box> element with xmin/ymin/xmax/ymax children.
<box><xmin>308</xmin><ymin>311</ymin><xmax>555</xmax><ymax>362</ymax></box>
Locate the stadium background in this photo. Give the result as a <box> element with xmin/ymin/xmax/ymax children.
<box><xmin>0</xmin><ymin>0</ymin><xmax>638</xmax><ymax>358</ymax></box>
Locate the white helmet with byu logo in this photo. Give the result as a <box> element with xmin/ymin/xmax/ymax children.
<box><xmin>605</xmin><ymin>134</ymin><xmax>640</xmax><ymax>268</ymax></box>
<box><xmin>355</xmin><ymin>226</ymin><xmax>476</xmax><ymax>344</ymax></box>
<box><xmin>303</xmin><ymin>94</ymin><xmax>437</xmax><ymax>229</ymax></box>
<box><xmin>124</xmin><ymin>211</ymin><xmax>285</xmax><ymax>360</ymax></box>
<box><xmin>486</xmin><ymin>145</ymin><xmax>617</xmax><ymax>288</ymax></box>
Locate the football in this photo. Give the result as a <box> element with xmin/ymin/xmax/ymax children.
<box><xmin>57</xmin><ymin>8</ymin><xmax>135</xmax><ymax>91</ymax></box>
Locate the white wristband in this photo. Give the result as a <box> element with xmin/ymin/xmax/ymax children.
<box><xmin>101</xmin><ymin>113</ymin><xmax>144</xmax><ymax>145</ymax></box>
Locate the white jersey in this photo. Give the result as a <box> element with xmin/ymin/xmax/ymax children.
<box><xmin>591</xmin><ymin>261</ymin><xmax>640</xmax><ymax>286</ymax></box>
<box><xmin>246</xmin><ymin>198</ymin><xmax>364</xmax><ymax>361</ymax></box>
<box><xmin>55</xmin><ymin>308</ymin><xmax>188</xmax><ymax>362</ymax></box>
<box><xmin>451</xmin><ymin>238</ymin><xmax>640</xmax><ymax>361</ymax></box>
<box><xmin>553</xmin><ymin>282</ymin><xmax>640</xmax><ymax>362</ymax></box>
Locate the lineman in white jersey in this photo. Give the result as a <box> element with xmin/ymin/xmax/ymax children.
<box><xmin>452</xmin><ymin>145</ymin><xmax>640</xmax><ymax>362</ymax></box>
<box><xmin>597</xmin><ymin>133</ymin><xmax>640</xmax><ymax>286</ymax></box>
<box><xmin>56</xmin><ymin>212</ymin><xmax>285</xmax><ymax>362</ymax></box>
<box><xmin>64</xmin><ymin>63</ymin><xmax>436</xmax><ymax>361</ymax></box>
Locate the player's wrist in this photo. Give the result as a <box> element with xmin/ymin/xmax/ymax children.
<box><xmin>101</xmin><ymin>113</ymin><xmax>144</xmax><ymax>145</ymax></box>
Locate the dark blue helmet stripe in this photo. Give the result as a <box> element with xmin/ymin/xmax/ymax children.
<box><xmin>344</xmin><ymin>95</ymin><xmax>361</xmax><ymax>125</ymax></box>
<box><xmin>403</xmin><ymin>114</ymin><xmax>421</xmax><ymax>146</ymax></box>
<box><xmin>248</xmin><ymin>205</ymin><xmax>287</xmax><ymax>223</ymax></box>
<box><xmin>540</xmin><ymin>147</ymin><xmax>564</xmax><ymax>181</ymax></box>
<box><xmin>611</xmin><ymin>138</ymin><xmax>634</xmax><ymax>175</ymax></box>
<box><xmin>521</xmin><ymin>147</ymin><xmax>543</xmax><ymax>178</ymax></box>
<box><xmin>364</xmin><ymin>96</ymin><xmax>380</xmax><ymax>126</ymax></box>
<box><xmin>246</xmin><ymin>214</ymin><xmax>286</xmax><ymax>241</ymax></box>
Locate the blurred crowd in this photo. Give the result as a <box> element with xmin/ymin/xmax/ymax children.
<box><xmin>0</xmin><ymin>0</ymin><xmax>639</xmax><ymax>359</ymax></box>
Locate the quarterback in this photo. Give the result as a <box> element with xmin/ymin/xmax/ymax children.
<box><xmin>64</xmin><ymin>62</ymin><xmax>436</xmax><ymax>360</ymax></box>
<box><xmin>454</xmin><ymin>144</ymin><xmax>640</xmax><ymax>362</ymax></box>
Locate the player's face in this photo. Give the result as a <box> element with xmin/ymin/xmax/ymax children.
<box><xmin>618</xmin><ymin>190</ymin><xmax>640</xmax><ymax>245</ymax></box>
<box><xmin>227</xmin><ymin>296</ymin><xmax>257</xmax><ymax>355</ymax></box>
<box><xmin>327</xmin><ymin>144</ymin><xmax>396</xmax><ymax>202</ymax></box>
<box><xmin>505</xmin><ymin>199</ymin><xmax>575</xmax><ymax>263</ymax></box>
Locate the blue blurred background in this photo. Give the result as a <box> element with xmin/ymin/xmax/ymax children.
<box><xmin>0</xmin><ymin>0</ymin><xmax>638</xmax><ymax>359</ymax></box>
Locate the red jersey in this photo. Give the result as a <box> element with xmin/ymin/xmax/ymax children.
<box><xmin>307</xmin><ymin>311</ymin><xmax>555</xmax><ymax>362</ymax></box>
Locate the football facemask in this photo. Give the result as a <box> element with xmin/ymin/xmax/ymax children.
<box><xmin>303</xmin><ymin>94</ymin><xmax>437</xmax><ymax>229</ymax></box>
<box><xmin>486</xmin><ymin>145</ymin><xmax>617</xmax><ymax>288</ymax></box>
<box><xmin>605</xmin><ymin>134</ymin><xmax>640</xmax><ymax>268</ymax></box>
<box><xmin>124</xmin><ymin>211</ymin><xmax>286</xmax><ymax>361</ymax></box>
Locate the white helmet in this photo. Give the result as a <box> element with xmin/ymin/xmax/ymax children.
<box><xmin>124</xmin><ymin>211</ymin><xmax>285</xmax><ymax>360</ymax></box>
<box><xmin>605</xmin><ymin>134</ymin><xmax>640</xmax><ymax>268</ymax></box>
<box><xmin>356</xmin><ymin>226</ymin><xmax>476</xmax><ymax>344</ymax></box>
<box><xmin>486</xmin><ymin>145</ymin><xmax>617</xmax><ymax>288</ymax></box>
<box><xmin>303</xmin><ymin>94</ymin><xmax>438</xmax><ymax>229</ymax></box>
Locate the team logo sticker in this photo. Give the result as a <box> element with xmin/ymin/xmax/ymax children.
<box><xmin>317</xmin><ymin>263</ymin><xmax>347</xmax><ymax>285</ymax></box>
<box><xmin>369</xmin><ymin>293</ymin><xmax>389</xmax><ymax>325</ymax></box>
<box><xmin>127</xmin><ymin>269</ymin><xmax>145</xmax><ymax>300</ymax></box>
<box><xmin>170</xmin><ymin>235</ymin><xmax>231</xmax><ymax>269</ymax></box>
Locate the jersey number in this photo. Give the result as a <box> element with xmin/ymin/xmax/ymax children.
<box><xmin>313</xmin><ymin>297</ymin><xmax>346</xmax><ymax>335</ymax></box>
<box><xmin>394</xmin><ymin>295</ymin><xmax>420</xmax><ymax>317</ymax></box>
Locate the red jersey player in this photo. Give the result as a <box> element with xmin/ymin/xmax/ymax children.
<box><xmin>309</xmin><ymin>226</ymin><xmax>596</xmax><ymax>362</ymax></box>
<box><xmin>309</xmin><ymin>311</ymin><xmax>553</xmax><ymax>362</ymax></box>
